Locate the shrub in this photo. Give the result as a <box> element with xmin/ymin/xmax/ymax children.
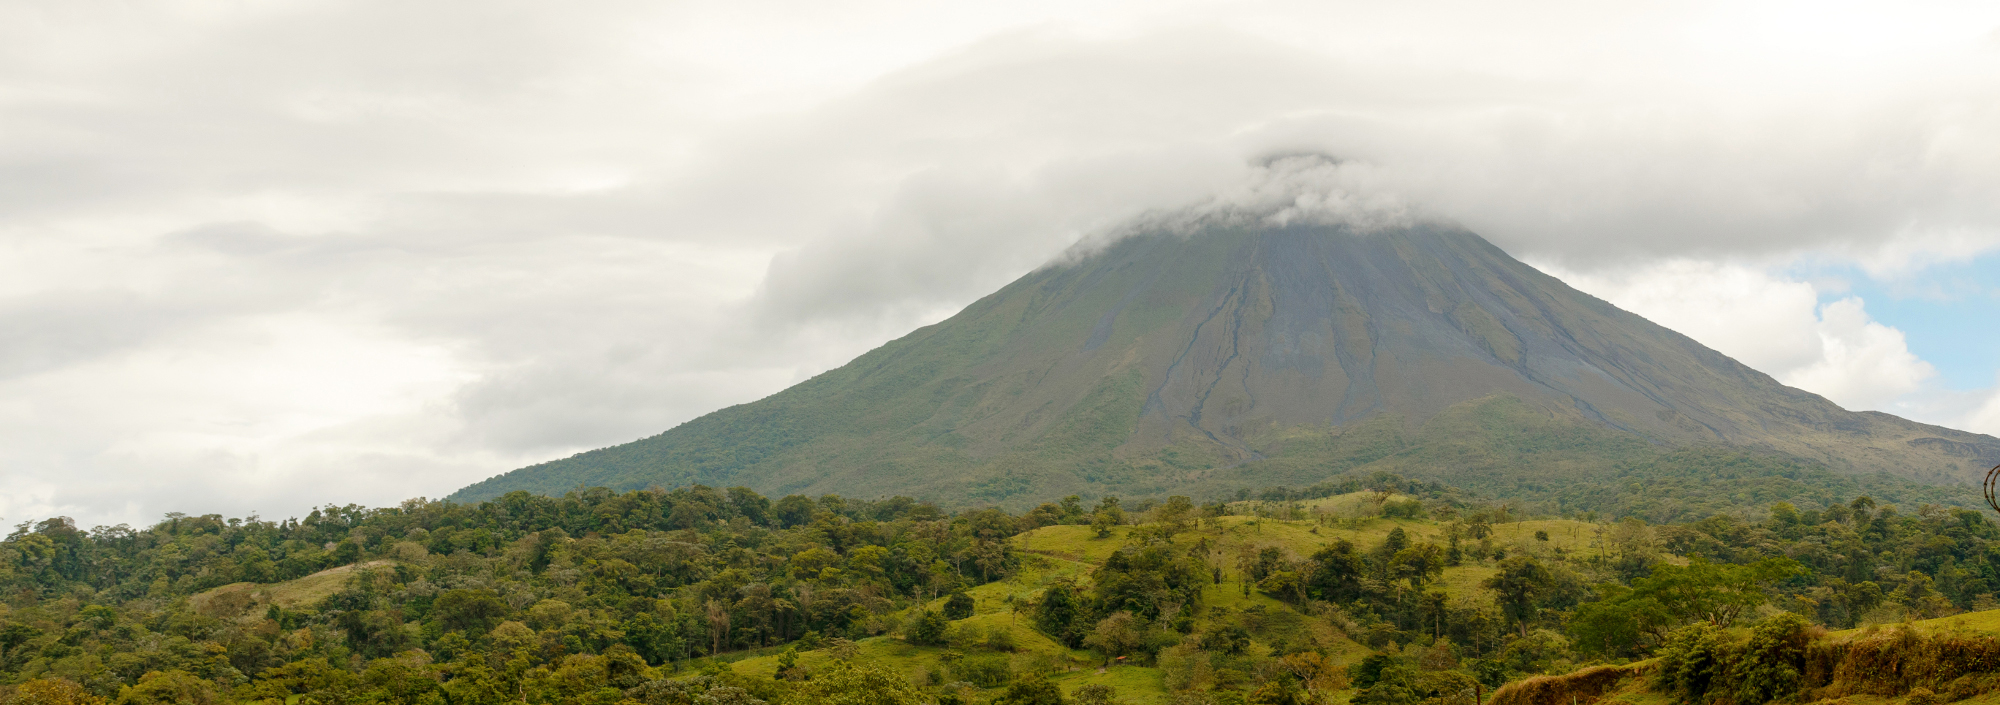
<box><xmin>1158</xmin><ymin>642</ymin><xmax>1214</xmax><ymax>691</ymax></box>
<box><xmin>779</xmin><ymin>660</ymin><xmax>926</xmax><ymax>705</ymax></box>
<box><xmin>1733</xmin><ymin>612</ymin><xmax>1812</xmax><ymax>703</ymax></box>
<box><xmin>983</xmin><ymin>625</ymin><xmax>1018</xmax><ymax>652</ymax></box>
<box><xmin>907</xmin><ymin>611</ymin><xmax>948</xmax><ymax>646</ymax></box>
<box><xmin>1654</xmin><ymin>622</ymin><xmax>1728</xmax><ymax>702</ymax></box>
<box><xmin>993</xmin><ymin>674</ymin><xmax>1065</xmax><ymax>705</ymax></box>
<box><xmin>943</xmin><ymin>593</ymin><xmax>975</xmax><ymax>620</ymax></box>
<box><xmin>952</xmin><ymin>653</ymin><xmax>1011</xmax><ymax>688</ymax></box>
<box><xmin>1382</xmin><ymin>499</ymin><xmax>1426</xmax><ymax>519</ymax></box>
<box><xmin>1352</xmin><ymin>664</ymin><xmax>1421</xmax><ymax>705</ymax></box>
<box><xmin>1073</xmin><ymin>684</ymin><xmax>1124</xmax><ymax>705</ymax></box>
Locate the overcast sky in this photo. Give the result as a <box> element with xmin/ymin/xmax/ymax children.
<box><xmin>5</xmin><ymin>0</ymin><xmax>1999</xmax><ymax>529</ymax></box>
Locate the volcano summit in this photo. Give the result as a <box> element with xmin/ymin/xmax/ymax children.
<box><xmin>451</xmin><ymin>218</ymin><xmax>2000</xmax><ymax>512</ymax></box>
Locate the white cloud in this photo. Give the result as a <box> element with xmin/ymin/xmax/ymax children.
<box><xmin>1782</xmin><ymin>298</ymin><xmax>1937</xmax><ymax>410</ymax></box>
<box><xmin>4</xmin><ymin>1</ymin><xmax>2000</xmax><ymax>526</ymax></box>
<box><xmin>1968</xmin><ymin>384</ymin><xmax>2000</xmax><ymax>437</ymax></box>
<box><xmin>1537</xmin><ymin>260</ymin><xmax>1828</xmax><ymax>377</ymax></box>
<box><xmin>1539</xmin><ymin>259</ymin><xmax>1980</xmax><ymax>422</ymax></box>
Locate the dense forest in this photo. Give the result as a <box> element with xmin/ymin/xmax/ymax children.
<box><xmin>4</xmin><ymin>473</ymin><xmax>2000</xmax><ymax>704</ymax></box>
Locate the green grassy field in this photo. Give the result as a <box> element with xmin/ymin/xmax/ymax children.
<box><xmin>195</xmin><ymin>492</ymin><xmax>2000</xmax><ymax>705</ymax></box>
<box><xmin>189</xmin><ymin>560</ymin><xmax>396</xmax><ymax>623</ymax></box>
<box><xmin>713</xmin><ymin>492</ymin><xmax>1631</xmax><ymax>703</ymax></box>
<box><xmin>1827</xmin><ymin>608</ymin><xmax>2000</xmax><ymax>639</ymax></box>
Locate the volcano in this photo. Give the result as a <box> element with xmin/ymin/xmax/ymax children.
<box><xmin>451</xmin><ymin>220</ymin><xmax>2000</xmax><ymax>511</ymax></box>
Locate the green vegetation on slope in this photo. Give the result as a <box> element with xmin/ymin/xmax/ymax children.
<box><xmin>462</xmin><ymin>389</ymin><xmax>1975</xmax><ymax>524</ymax></box>
<box><xmin>10</xmin><ymin>473</ymin><xmax>2000</xmax><ymax>703</ymax></box>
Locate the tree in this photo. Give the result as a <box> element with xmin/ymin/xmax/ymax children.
<box><xmin>776</xmin><ymin>647</ymin><xmax>801</xmax><ymax>679</ymax></box>
<box><xmin>1198</xmin><ymin>624</ymin><xmax>1251</xmax><ymax>655</ymax></box>
<box><xmin>1568</xmin><ymin>584</ymin><xmax>1672</xmax><ymax>656</ymax></box>
<box><xmin>728</xmin><ymin>487</ymin><xmax>773</xmax><ymax>526</ymax></box>
<box><xmin>781</xmin><ymin>660</ymin><xmax>926</xmax><ymax>705</ymax></box>
<box><xmin>1157</xmin><ymin>496</ymin><xmax>1196</xmax><ymax>536</ymax></box>
<box><xmin>115</xmin><ymin>670</ymin><xmax>216</xmax><ymax>705</ymax></box>
<box><xmin>1419</xmin><ymin>592</ymin><xmax>1450</xmax><ymax>639</ymax></box>
<box><xmin>1084</xmin><ymin>612</ymin><xmax>1145</xmax><ymax>662</ymax></box>
<box><xmin>1035</xmin><ymin>580</ymin><xmax>1087</xmax><ymax>648</ymax></box>
<box><xmin>907</xmin><ymin>610</ymin><xmax>949</xmax><ymax>646</ymax></box>
<box><xmin>1092</xmin><ymin>498</ymin><xmax>1125</xmax><ymax>538</ymax></box>
<box><xmin>433</xmin><ymin>589</ymin><xmax>510</xmax><ymax>635</ymax></box>
<box><xmin>1060</xmin><ymin>496</ymin><xmax>1085</xmax><ymax>521</ymax></box>
<box><xmin>1733</xmin><ymin>613</ymin><xmax>1812</xmax><ymax>704</ymax></box>
<box><xmin>1092</xmin><ymin>544</ymin><xmax>1205</xmax><ymax>619</ymax></box>
<box><xmin>1390</xmin><ymin>543</ymin><xmax>1447</xmax><ymax>590</ymax></box>
<box><xmin>994</xmin><ymin>674</ymin><xmax>1067</xmax><ymax>705</ymax></box>
<box><xmin>241</xmin><ymin>657</ymin><xmax>365</xmax><ymax>703</ymax></box>
<box><xmin>944</xmin><ymin>592</ymin><xmax>975</xmax><ymax>620</ymax></box>
<box><xmin>1247</xmin><ymin>679</ymin><xmax>1307</xmax><ymax>705</ymax></box>
<box><xmin>1305</xmin><ymin>540</ymin><xmax>1367</xmax><ymax>602</ymax></box>
<box><xmin>1352</xmin><ymin>662</ymin><xmax>1420</xmax><ymax>705</ymax></box>
<box><xmin>1258</xmin><ymin>571</ymin><xmax>1305</xmax><ymax>605</ymax></box>
<box><xmin>706</xmin><ymin>599</ymin><xmax>733</xmax><ymax>655</ymax></box>
<box><xmin>1483</xmin><ymin>556</ymin><xmax>1553</xmax><ymax>636</ymax></box>
<box><xmin>1073</xmin><ymin>684</ymin><xmax>1125</xmax><ymax>705</ymax></box>
<box><xmin>773</xmin><ymin>495</ymin><xmax>816</xmax><ymax>528</ymax></box>
<box><xmin>1378</xmin><ymin>528</ymin><xmax>1410</xmax><ymax>560</ymax></box>
<box><xmin>10</xmin><ymin>678</ymin><xmax>108</xmax><ymax>705</ymax></box>
<box><xmin>1653</xmin><ymin>622</ymin><xmax>1727</xmax><ymax>702</ymax></box>
<box><xmin>1637</xmin><ymin>557</ymin><xmax>1802</xmax><ymax>627</ymax></box>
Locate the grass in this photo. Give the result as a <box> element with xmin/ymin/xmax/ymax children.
<box><xmin>1827</xmin><ymin>609</ymin><xmax>2000</xmax><ymax>640</ymax></box>
<box><xmin>783</xmin><ymin>492</ymin><xmax>1616</xmax><ymax>702</ymax></box>
<box><xmin>731</xmin><ymin>496</ymin><xmax>2000</xmax><ymax>705</ymax></box>
<box><xmin>188</xmin><ymin>560</ymin><xmax>394</xmax><ymax>623</ymax></box>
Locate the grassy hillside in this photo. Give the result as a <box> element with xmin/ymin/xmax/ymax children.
<box><xmin>460</xmin><ymin>390</ymin><xmax>1979</xmax><ymax>523</ymax></box>
<box><xmin>669</xmin><ymin>497</ymin><xmax>1614</xmax><ymax>704</ymax></box>
<box><xmin>450</xmin><ymin>224</ymin><xmax>2000</xmax><ymax>514</ymax></box>
<box><xmin>14</xmin><ymin>478</ymin><xmax>2000</xmax><ymax>703</ymax></box>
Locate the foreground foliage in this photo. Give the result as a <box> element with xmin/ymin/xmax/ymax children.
<box><xmin>4</xmin><ymin>474</ymin><xmax>2000</xmax><ymax>704</ymax></box>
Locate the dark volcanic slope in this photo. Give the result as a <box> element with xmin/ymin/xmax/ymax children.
<box><xmin>451</xmin><ymin>223</ymin><xmax>2000</xmax><ymax>507</ymax></box>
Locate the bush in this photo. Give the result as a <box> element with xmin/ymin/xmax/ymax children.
<box><xmin>994</xmin><ymin>674</ymin><xmax>1066</xmax><ymax>705</ymax></box>
<box><xmin>952</xmin><ymin>653</ymin><xmax>1011</xmax><ymax>688</ymax></box>
<box><xmin>1249</xmin><ymin>679</ymin><xmax>1311</xmax><ymax>705</ymax></box>
<box><xmin>907</xmin><ymin>611</ymin><xmax>948</xmax><ymax>646</ymax></box>
<box><xmin>1654</xmin><ymin>623</ymin><xmax>1728</xmax><ymax>701</ymax></box>
<box><xmin>779</xmin><ymin>660</ymin><xmax>927</xmax><ymax>705</ymax></box>
<box><xmin>1351</xmin><ymin>652</ymin><xmax>1400</xmax><ymax>690</ymax></box>
<box><xmin>1158</xmin><ymin>642</ymin><xmax>1214</xmax><ymax>691</ymax></box>
<box><xmin>1352</xmin><ymin>664</ymin><xmax>1421</xmax><ymax>705</ymax></box>
<box><xmin>1382</xmin><ymin>500</ymin><xmax>1426</xmax><ymax>519</ymax></box>
<box><xmin>1073</xmin><ymin>684</ymin><xmax>1124</xmax><ymax>705</ymax></box>
<box><xmin>983</xmin><ymin>625</ymin><xmax>1018</xmax><ymax>652</ymax></box>
<box><xmin>943</xmin><ymin>592</ymin><xmax>975</xmax><ymax>620</ymax></box>
<box><xmin>1501</xmin><ymin>630</ymin><xmax>1573</xmax><ymax>675</ymax></box>
<box><xmin>1733</xmin><ymin>612</ymin><xmax>1812</xmax><ymax>703</ymax></box>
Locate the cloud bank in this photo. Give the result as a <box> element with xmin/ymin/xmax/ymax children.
<box><xmin>3</xmin><ymin>0</ymin><xmax>1998</xmax><ymax>527</ymax></box>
